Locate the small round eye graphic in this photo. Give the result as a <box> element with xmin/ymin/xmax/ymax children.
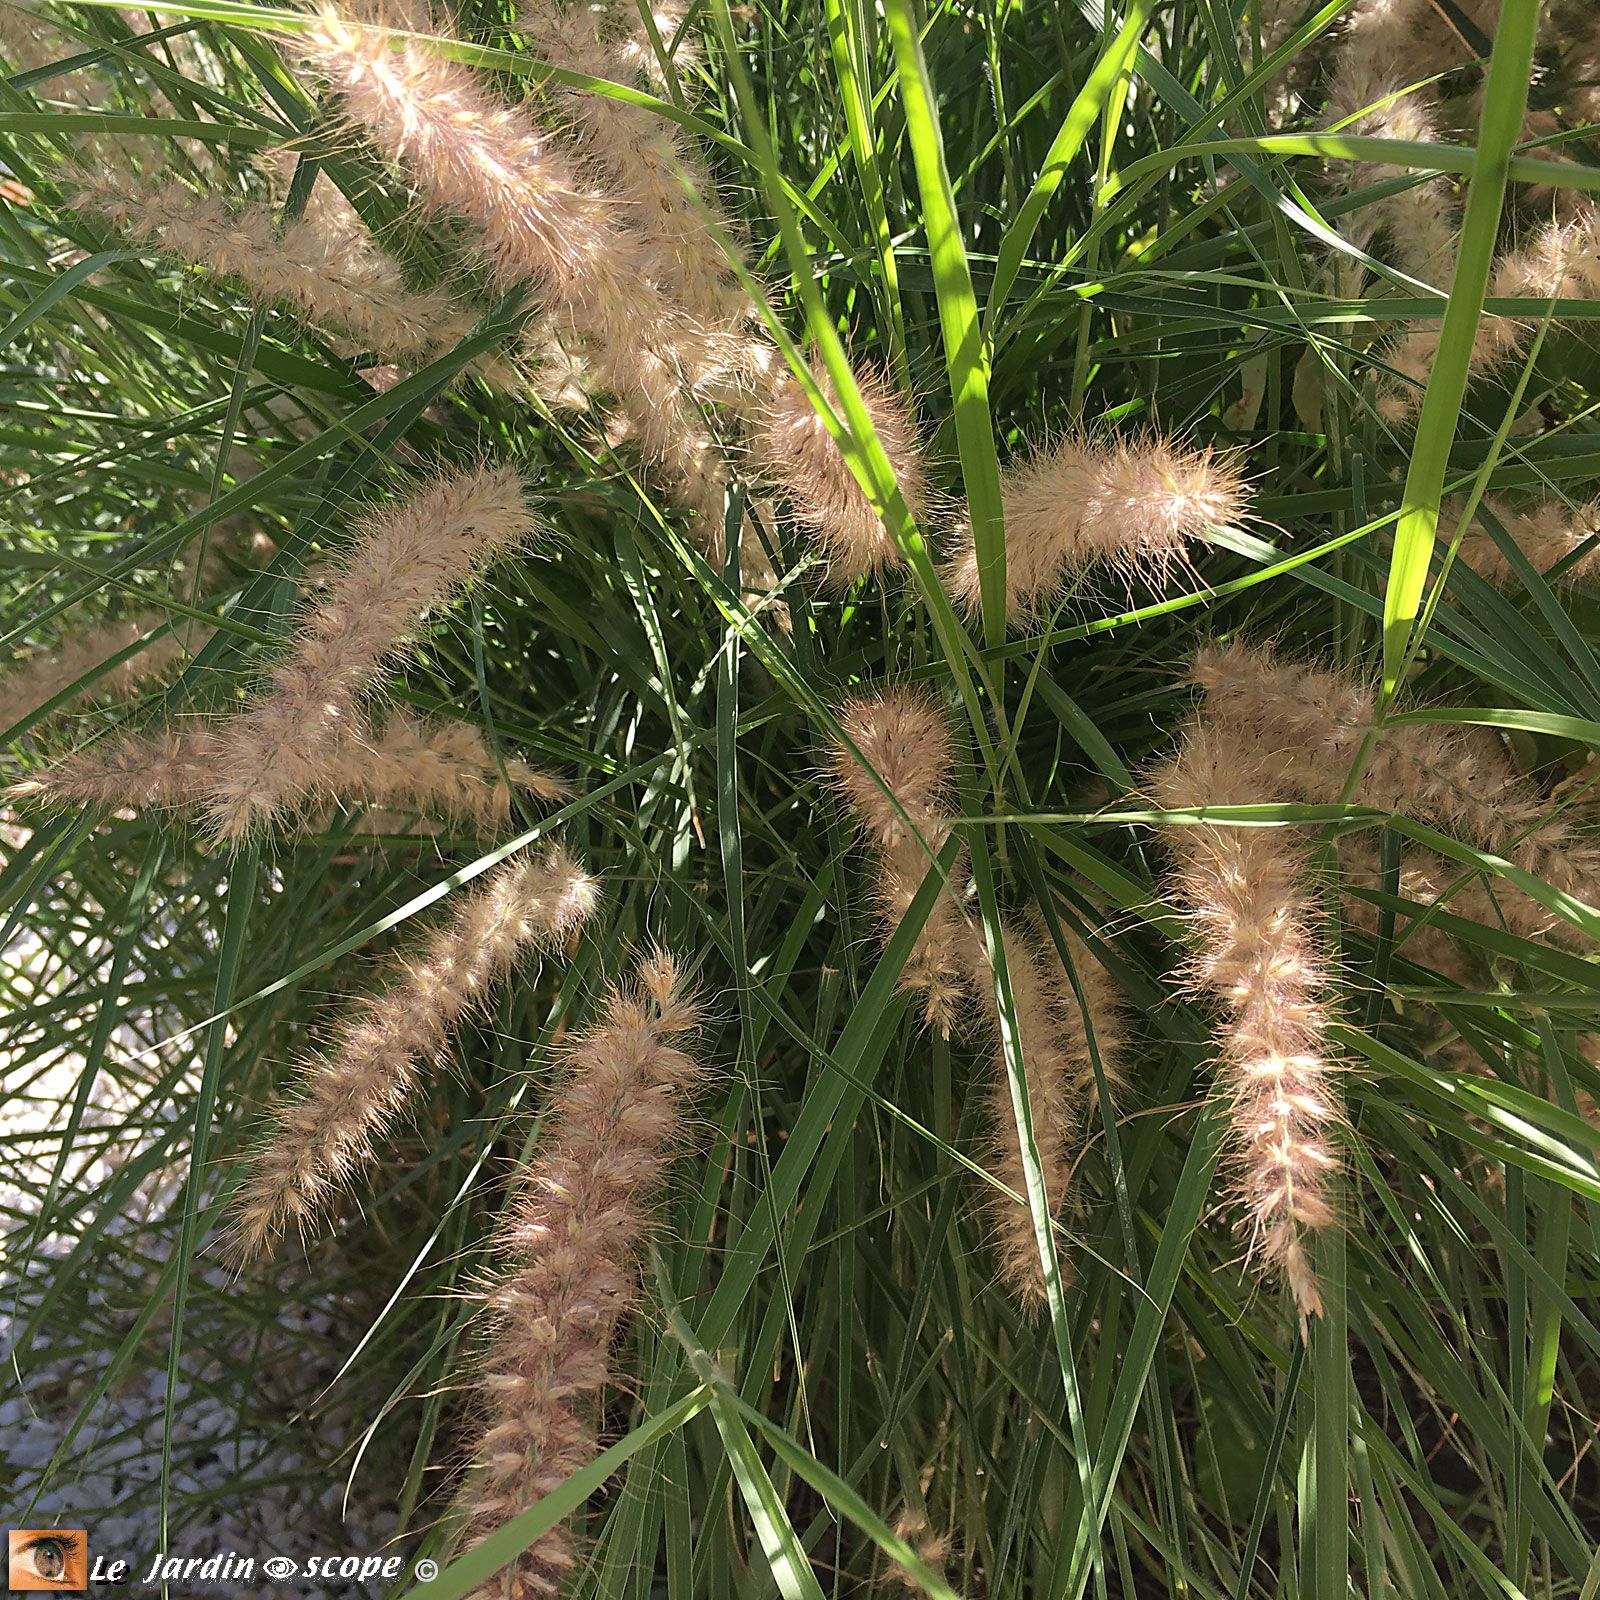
<box><xmin>7</xmin><ymin>1530</ymin><xmax>88</xmax><ymax>1592</ymax></box>
<box><xmin>262</xmin><ymin>1556</ymin><xmax>299</xmax><ymax>1582</ymax></box>
<box><xmin>32</xmin><ymin>1542</ymin><xmax>66</xmax><ymax>1581</ymax></box>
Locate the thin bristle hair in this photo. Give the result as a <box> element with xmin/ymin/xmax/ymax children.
<box><xmin>202</xmin><ymin>463</ymin><xmax>539</xmax><ymax>843</ymax></box>
<box><xmin>1147</xmin><ymin>716</ymin><xmax>1341</xmax><ymax>1319</ymax></box>
<box><xmin>228</xmin><ymin>849</ymin><xmax>599</xmax><ymax>1264</ymax></box>
<box><xmin>749</xmin><ymin>358</ymin><xmax>929</xmax><ymax>585</ymax></box>
<box><xmin>457</xmin><ymin>951</ymin><xmax>703</xmax><ymax>1599</ymax></box>
<box><xmin>827</xmin><ymin>687</ymin><xmax>970</xmax><ymax>1035</ymax></box>
<box><xmin>943</xmin><ymin>432</ymin><xmax>1250</xmax><ymax>622</ymax></box>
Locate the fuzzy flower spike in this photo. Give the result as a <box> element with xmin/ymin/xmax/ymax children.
<box><xmin>965</xmin><ymin>918</ymin><xmax>1127</xmax><ymax>1307</ymax></box>
<box><xmin>1450</xmin><ymin>494</ymin><xmax>1600</xmax><ymax>588</ymax></box>
<box><xmin>515</xmin><ymin>0</ymin><xmax>748</xmax><ymax>330</ymax></box>
<box><xmin>293</xmin><ymin>7</ymin><xmax>743</xmax><ymax>559</ymax></box>
<box><xmin>1147</xmin><ymin>716</ymin><xmax>1341</xmax><ymax>1320</ymax></box>
<box><xmin>943</xmin><ymin>432</ymin><xmax>1251</xmax><ymax>624</ymax></box>
<box><xmin>1191</xmin><ymin>638</ymin><xmax>1600</xmax><ymax>949</ymax></box>
<box><xmin>22</xmin><ymin>709</ymin><xmax>566</xmax><ymax>833</ymax></box>
<box><xmin>827</xmin><ymin>687</ymin><xmax>970</xmax><ymax>1035</ymax></box>
<box><xmin>3</xmin><ymin>614</ymin><xmax>188</xmax><ymax>732</ymax></box>
<box><xmin>228</xmin><ymin>848</ymin><xmax>598</xmax><ymax>1263</ymax></box>
<box><xmin>1323</xmin><ymin>0</ymin><xmax>1467</xmax><ymax>292</ymax></box>
<box><xmin>749</xmin><ymin>357</ymin><xmax>930</xmax><ymax>586</ymax></box>
<box><xmin>1376</xmin><ymin>207</ymin><xmax>1600</xmax><ymax>422</ymax></box>
<box><xmin>203</xmin><ymin>463</ymin><xmax>538</xmax><ymax>843</ymax></box>
<box><xmin>458</xmin><ymin>950</ymin><xmax>704</xmax><ymax>1599</ymax></box>
<box><xmin>72</xmin><ymin>173</ymin><xmax>508</xmax><ymax>382</ymax></box>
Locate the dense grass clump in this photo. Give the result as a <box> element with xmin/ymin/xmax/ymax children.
<box><xmin>4</xmin><ymin>0</ymin><xmax>1600</xmax><ymax>1595</ymax></box>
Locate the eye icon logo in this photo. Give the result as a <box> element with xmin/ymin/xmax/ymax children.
<box><xmin>8</xmin><ymin>1531</ymin><xmax>88</xmax><ymax>1592</ymax></box>
<box><xmin>262</xmin><ymin>1556</ymin><xmax>299</xmax><ymax>1581</ymax></box>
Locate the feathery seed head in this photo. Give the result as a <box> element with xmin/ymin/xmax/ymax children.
<box><xmin>749</xmin><ymin>359</ymin><xmax>928</xmax><ymax>585</ymax></box>
<box><xmin>457</xmin><ymin>951</ymin><xmax>706</xmax><ymax>1596</ymax></box>
<box><xmin>296</xmin><ymin>5</ymin><xmax>634</xmax><ymax>307</ymax></box>
<box><xmin>828</xmin><ymin>687</ymin><xmax>956</xmax><ymax>847</ymax></box>
<box><xmin>15</xmin><ymin>724</ymin><xmax>219</xmax><ymax>812</ymax></box>
<box><xmin>827</xmin><ymin>687</ymin><xmax>972</xmax><ymax>1035</ymax></box>
<box><xmin>227</xmin><ymin>847</ymin><xmax>596</xmax><ymax>1264</ymax></box>
<box><xmin>1455</xmin><ymin>493</ymin><xmax>1600</xmax><ymax>587</ymax></box>
<box><xmin>71</xmin><ymin>171</ymin><xmax>508</xmax><ymax>380</ymax></box>
<box><xmin>1147</xmin><ymin>712</ymin><xmax>1340</xmax><ymax>1320</ymax></box>
<box><xmin>965</xmin><ymin>916</ymin><xmax>1126</xmax><ymax>1307</ymax></box>
<box><xmin>203</xmin><ymin>463</ymin><xmax>539</xmax><ymax>844</ymax></box>
<box><xmin>1</xmin><ymin>614</ymin><xmax>187</xmax><ymax>732</ymax></box>
<box><xmin>944</xmin><ymin>432</ymin><xmax>1251</xmax><ymax>623</ymax></box>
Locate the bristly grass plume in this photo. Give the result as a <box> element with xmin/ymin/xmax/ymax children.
<box><xmin>828</xmin><ymin>686</ymin><xmax>970</xmax><ymax>1036</ymax></box>
<box><xmin>459</xmin><ymin>950</ymin><xmax>703</xmax><ymax>1599</ymax></box>
<box><xmin>8</xmin><ymin>0</ymin><xmax>1600</xmax><ymax>1589</ymax></box>
<box><xmin>203</xmin><ymin>463</ymin><xmax>539</xmax><ymax>843</ymax></box>
<box><xmin>228</xmin><ymin>848</ymin><xmax>598</xmax><ymax>1262</ymax></box>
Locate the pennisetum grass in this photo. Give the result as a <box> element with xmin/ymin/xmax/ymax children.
<box><xmin>71</xmin><ymin>173</ymin><xmax>513</xmax><ymax>382</ymax></box>
<box><xmin>1192</xmin><ymin>638</ymin><xmax>1600</xmax><ymax>946</ymax></box>
<box><xmin>228</xmin><ymin>847</ymin><xmax>598</xmax><ymax>1262</ymax></box>
<box><xmin>201</xmin><ymin>463</ymin><xmax>539</xmax><ymax>843</ymax></box>
<box><xmin>750</xmin><ymin>357</ymin><xmax>929</xmax><ymax>586</ymax></box>
<box><xmin>8</xmin><ymin>0</ymin><xmax>1600</xmax><ymax>1590</ymax></box>
<box><xmin>1147</xmin><ymin>713</ymin><xmax>1341</xmax><ymax>1320</ymax></box>
<box><xmin>458</xmin><ymin>950</ymin><xmax>703</xmax><ymax>1598</ymax></box>
<box><xmin>965</xmin><ymin>918</ymin><xmax>1126</xmax><ymax>1306</ymax></box>
<box><xmin>827</xmin><ymin>686</ymin><xmax>971</xmax><ymax>1037</ymax></box>
<box><xmin>941</xmin><ymin>434</ymin><xmax>1252</xmax><ymax>623</ymax></box>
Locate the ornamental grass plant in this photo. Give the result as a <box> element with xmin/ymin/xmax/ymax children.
<box><xmin>4</xmin><ymin>0</ymin><xmax>1600</xmax><ymax>1595</ymax></box>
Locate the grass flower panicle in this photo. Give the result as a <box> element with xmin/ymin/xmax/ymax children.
<box><xmin>1377</xmin><ymin>207</ymin><xmax>1600</xmax><ymax>420</ymax></box>
<box><xmin>1192</xmin><ymin>638</ymin><xmax>1600</xmax><ymax>947</ymax></box>
<box><xmin>516</xmin><ymin>0</ymin><xmax>747</xmax><ymax>329</ymax></box>
<box><xmin>228</xmin><ymin>848</ymin><xmax>598</xmax><ymax>1263</ymax></box>
<box><xmin>1148</xmin><ymin>715</ymin><xmax>1340</xmax><ymax>1319</ymax></box>
<box><xmin>459</xmin><ymin>950</ymin><xmax>703</xmax><ymax>1599</ymax></box>
<box><xmin>943</xmin><ymin>434</ymin><xmax>1250</xmax><ymax>623</ymax></box>
<box><xmin>23</xmin><ymin>710</ymin><xmax>565</xmax><ymax>831</ymax></box>
<box><xmin>296</xmin><ymin>7</ymin><xmax>634</xmax><ymax>311</ymax></box>
<box><xmin>966</xmin><ymin>919</ymin><xmax>1126</xmax><ymax>1307</ymax></box>
<box><xmin>296</xmin><ymin>7</ymin><xmax>765</xmax><ymax>562</ymax></box>
<box><xmin>339</xmin><ymin>707</ymin><xmax>570</xmax><ymax>826</ymax></box>
<box><xmin>750</xmin><ymin>358</ymin><xmax>929</xmax><ymax>585</ymax></box>
<box><xmin>3</xmin><ymin>614</ymin><xmax>186</xmax><ymax>731</ymax></box>
<box><xmin>71</xmin><ymin>174</ymin><xmax>507</xmax><ymax>379</ymax></box>
<box><xmin>1325</xmin><ymin>66</ymin><xmax>1459</xmax><ymax>289</ymax></box>
<box><xmin>828</xmin><ymin>687</ymin><xmax>970</xmax><ymax>1036</ymax></box>
<box><xmin>203</xmin><ymin>463</ymin><xmax>539</xmax><ymax>843</ymax></box>
<box><xmin>1454</xmin><ymin>495</ymin><xmax>1600</xmax><ymax>586</ymax></box>
<box><xmin>14</xmin><ymin>723</ymin><xmax>220</xmax><ymax>812</ymax></box>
